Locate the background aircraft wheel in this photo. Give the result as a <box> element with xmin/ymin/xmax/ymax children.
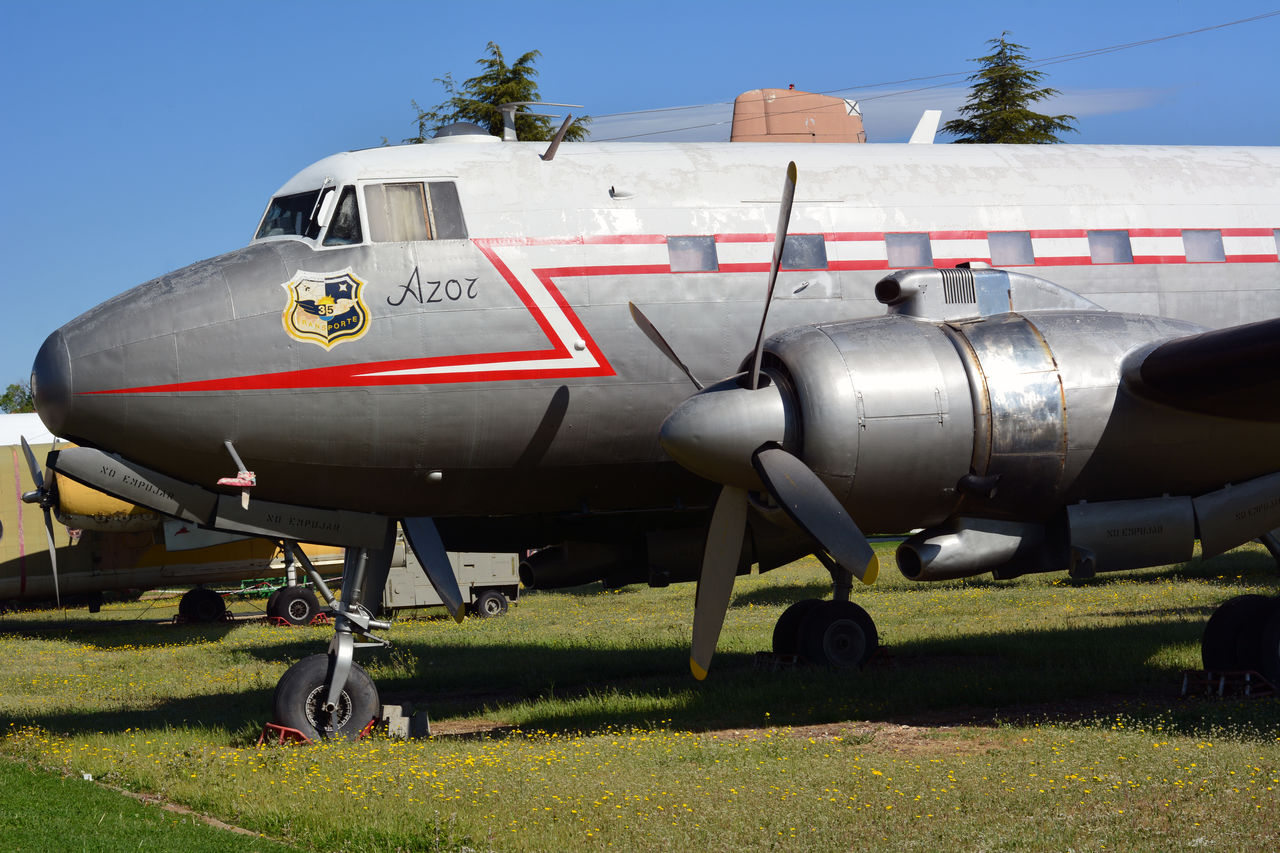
<box><xmin>798</xmin><ymin>600</ymin><xmax>878</xmax><ymax>669</ymax></box>
<box><xmin>178</xmin><ymin>588</ymin><xmax>225</xmax><ymax>623</ymax></box>
<box><xmin>473</xmin><ymin>589</ymin><xmax>508</xmax><ymax>618</ymax></box>
<box><xmin>772</xmin><ymin>598</ymin><xmax>823</xmax><ymax>655</ymax></box>
<box><xmin>1258</xmin><ymin>605</ymin><xmax>1280</xmax><ymax>686</ymax></box>
<box><xmin>275</xmin><ymin>586</ymin><xmax>321</xmax><ymax>625</ymax></box>
<box><xmin>265</xmin><ymin>587</ymin><xmax>284</xmax><ymax>618</ymax></box>
<box><xmin>1201</xmin><ymin>594</ymin><xmax>1274</xmax><ymax>671</ymax></box>
<box><xmin>271</xmin><ymin>654</ymin><xmax>378</xmax><ymax>741</ymax></box>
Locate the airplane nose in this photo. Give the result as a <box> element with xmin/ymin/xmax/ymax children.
<box><xmin>31</xmin><ymin>329</ymin><xmax>72</xmax><ymax>437</ymax></box>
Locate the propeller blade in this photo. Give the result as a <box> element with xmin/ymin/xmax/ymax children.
<box><xmin>752</xmin><ymin>444</ymin><xmax>878</xmax><ymax>584</ymax></box>
<box><xmin>402</xmin><ymin>517</ymin><xmax>466</xmax><ymax>623</ymax></box>
<box><xmin>41</xmin><ymin>506</ymin><xmax>60</xmax><ymax>608</ymax></box>
<box><xmin>20</xmin><ymin>436</ymin><xmax>44</xmax><ymax>493</ymax></box>
<box><xmin>628</xmin><ymin>302</ymin><xmax>703</xmax><ymax>390</ymax></box>
<box><xmin>21</xmin><ymin>436</ymin><xmax>60</xmax><ymax>607</ymax></box>
<box><xmin>747</xmin><ymin>161</ymin><xmax>798</xmax><ymax>391</ymax></box>
<box><xmin>690</xmin><ymin>485</ymin><xmax>748</xmax><ymax>679</ymax></box>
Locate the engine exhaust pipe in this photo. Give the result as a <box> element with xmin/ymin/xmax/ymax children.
<box><xmin>897</xmin><ymin>518</ymin><xmax>1045</xmax><ymax>581</ymax></box>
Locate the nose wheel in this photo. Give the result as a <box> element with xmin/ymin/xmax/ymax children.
<box><xmin>272</xmin><ymin>653</ymin><xmax>379</xmax><ymax>740</ymax></box>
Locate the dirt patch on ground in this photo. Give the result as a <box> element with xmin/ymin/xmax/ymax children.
<box><xmin>704</xmin><ymin>720</ymin><xmax>1002</xmax><ymax>755</ymax></box>
<box><xmin>103</xmin><ymin>783</ymin><xmax>284</xmax><ymax>842</ymax></box>
<box><xmin>426</xmin><ymin>718</ymin><xmax>514</xmax><ymax>738</ymax></box>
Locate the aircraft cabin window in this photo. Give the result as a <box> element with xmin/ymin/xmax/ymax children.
<box><xmin>322</xmin><ymin>186</ymin><xmax>363</xmax><ymax>246</ymax></box>
<box><xmin>255</xmin><ymin>189</ymin><xmax>323</xmax><ymax>240</ymax></box>
<box><xmin>428</xmin><ymin>182</ymin><xmax>468</xmax><ymax>239</ymax></box>
<box><xmin>667</xmin><ymin>236</ymin><xmax>718</xmax><ymax>272</ymax></box>
<box><xmin>885</xmin><ymin>232</ymin><xmax>933</xmax><ymax>268</ymax></box>
<box><xmin>988</xmin><ymin>231</ymin><xmax>1035</xmax><ymax>266</ymax></box>
<box><xmin>780</xmin><ymin>234</ymin><xmax>828</xmax><ymax>270</ymax></box>
<box><xmin>1088</xmin><ymin>230</ymin><xmax>1133</xmax><ymax>264</ymax></box>
<box><xmin>1182</xmin><ymin>229</ymin><xmax>1225</xmax><ymax>263</ymax></box>
<box><xmin>364</xmin><ymin>181</ymin><xmax>468</xmax><ymax>242</ymax></box>
<box><xmin>1273</xmin><ymin>229</ymin><xmax>1279</xmax><ymax>255</ymax></box>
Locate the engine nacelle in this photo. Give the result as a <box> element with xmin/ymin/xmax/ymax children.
<box><xmin>762</xmin><ymin>268</ymin><xmax>1207</xmax><ymax>532</ymax></box>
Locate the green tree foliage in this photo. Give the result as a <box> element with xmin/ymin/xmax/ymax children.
<box><xmin>406</xmin><ymin>42</ymin><xmax>589</xmax><ymax>143</ymax></box>
<box><xmin>942</xmin><ymin>33</ymin><xmax>1077</xmax><ymax>144</ymax></box>
<box><xmin>1</xmin><ymin>381</ymin><xmax>35</xmax><ymax>413</ymax></box>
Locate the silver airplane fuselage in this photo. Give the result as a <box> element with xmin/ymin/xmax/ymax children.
<box><xmin>31</xmin><ymin>139</ymin><xmax>1280</xmax><ymax>540</ymax></box>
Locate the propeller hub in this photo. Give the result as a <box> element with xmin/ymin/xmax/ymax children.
<box><xmin>660</xmin><ymin>373</ymin><xmax>794</xmax><ymax>490</ymax></box>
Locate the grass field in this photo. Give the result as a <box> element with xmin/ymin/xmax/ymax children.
<box><xmin>1</xmin><ymin>542</ymin><xmax>1278</xmax><ymax>851</ymax></box>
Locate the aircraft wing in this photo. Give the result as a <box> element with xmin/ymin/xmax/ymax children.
<box><xmin>1123</xmin><ymin>317</ymin><xmax>1280</xmax><ymax>421</ymax></box>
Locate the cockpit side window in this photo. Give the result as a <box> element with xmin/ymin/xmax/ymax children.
<box><xmin>364</xmin><ymin>181</ymin><xmax>468</xmax><ymax>242</ymax></box>
<box><xmin>322</xmin><ymin>186</ymin><xmax>363</xmax><ymax>246</ymax></box>
<box><xmin>365</xmin><ymin>183</ymin><xmax>430</xmax><ymax>242</ymax></box>
<box><xmin>255</xmin><ymin>190</ymin><xmax>323</xmax><ymax>240</ymax></box>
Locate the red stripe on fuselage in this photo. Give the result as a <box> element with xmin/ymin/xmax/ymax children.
<box><xmin>79</xmin><ymin>227</ymin><xmax>1277</xmax><ymax>395</ymax></box>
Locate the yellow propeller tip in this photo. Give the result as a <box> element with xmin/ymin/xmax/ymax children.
<box><xmin>861</xmin><ymin>554</ymin><xmax>879</xmax><ymax>586</ymax></box>
<box><xmin>689</xmin><ymin>659</ymin><xmax>709</xmax><ymax>681</ymax></box>
<box><xmin>452</xmin><ymin>608</ymin><xmax>466</xmax><ymax>624</ymax></box>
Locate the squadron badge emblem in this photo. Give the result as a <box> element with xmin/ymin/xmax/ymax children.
<box><xmin>281</xmin><ymin>269</ymin><xmax>370</xmax><ymax>350</ymax></box>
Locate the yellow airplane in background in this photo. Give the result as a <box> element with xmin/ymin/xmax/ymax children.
<box><xmin>2</xmin><ymin>413</ymin><xmax>341</xmax><ymax>622</ymax></box>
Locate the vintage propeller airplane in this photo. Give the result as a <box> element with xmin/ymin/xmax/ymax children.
<box><xmin>24</xmin><ymin>117</ymin><xmax>1280</xmax><ymax>737</ymax></box>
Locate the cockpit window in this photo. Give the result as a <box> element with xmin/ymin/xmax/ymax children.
<box><xmin>323</xmin><ymin>186</ymin><xmax>362</xmax><ymax>246</ymax></box>
<box><xmin>255</xmin><ymin>190</ymin><xmax>323</xmax><ymax>240</ymax></box>
<box><xmin>365</xmin><ymin>182</ymin><xmax>430</xmax><ymax>242</ymax></box>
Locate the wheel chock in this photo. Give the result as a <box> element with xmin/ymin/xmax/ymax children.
<box><xmin>257</xmin><ymin>717</ymin><xmax>377</xmax><ymax>746</ymax></box>
<box><xmin>753</xmin><ymin>652</ymin><xmax>801</xmax><ymax>671</ymax></box>
<box><xmin>1181</xmin><ymin>669</ymin><xmax>1276</xmax><ymax>698</ymax></box>
<box><xmin>258</xmin><ymin>723</ymin><xmax>312</xmax><ymax>746</ymax></box>
<box><xmin>267</xmin><ymin>613</ymin><xmax>332</xmax><ymax>628</ymax></box>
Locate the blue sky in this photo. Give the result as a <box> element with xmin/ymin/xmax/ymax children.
<box><xmin>2</xmin><ymin>1</ymin><xmax>1277</xmax><ymax>385</ymax></box>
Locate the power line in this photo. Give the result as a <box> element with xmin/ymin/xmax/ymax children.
<box><xmin>592</xmin><ymin>10</ymin><xmax>1280</xmax><ymax>141</ymax></box>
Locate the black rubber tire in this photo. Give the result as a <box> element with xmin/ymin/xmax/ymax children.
<box><xmin>179</xmin><ymin>588</ymin><xmax>225</xmax><ymax>623</ymax></box>
<box><xmin>798</xmin><ymin>600</ymin><xmax>878</xmax><ymax>669</ymax></box>
<box><xmin>1258</xmin><ymin>605</ymin><xmax>1280</xmax><ymax>686</ymax></box>
<box><xmin>265</xmin><ymin>587</ymin><xmax>284</xmax><ymax>619</ymax></box>
<box><xmin>1201</xmin><ymin>594</ymin><xmax>1274</xmax><ymax>671</ymax></box>
<box><xmin>473</xmin><ymin>589</ymin><xmax>509</xmax><ymax>618</ymax></box>
<box><xmin>271</xmin><ymin>653</ymin><xmax>379</xmax><ymax>741</ymax></box>
<box><xmin>274</xmin><ymin>586</ymin><xmax>321</xmax><ymax>626</ymax></box>
<box><xmin>772</xmin><ymin>598</ymin><xmax>823</xmax><ymax>656</ymax></box>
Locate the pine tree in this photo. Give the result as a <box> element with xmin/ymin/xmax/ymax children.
<box><xmin>406</xmin><ymin>42</ymin><xmax>590</xmax><ymax>143</ymax></box>
<box><xmin>942</xmin><ymin>33</ymin><xmax>1077</xmax><ymax>144</ymax></box>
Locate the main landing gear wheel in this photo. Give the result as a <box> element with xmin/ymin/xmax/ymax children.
<box><xmin>178</xmin><ymin>587</ymin><xmax>225</xmax><ymax>623</ymax></box>
<box><xmin>1259</xmin><ymin>608</ymin><xmax>1280</xmax><ymax>685</ymax></box>
<box><xmin>473</xmin><ymin>590</ymin><xmax>508</xmax><ymax>618</ymax></box>
<box><xmin>772</xmin><ymin>598</ymin><xmax>823</xmax><ymax>656</ymax></box>
<box><xmin>1201</xmin><ymin>594</ymin><xmax>1275</xmax><ymax>671</ymax></box>
<box><xmin>798</xmin><ymin>600</ymin><xmax>878</xmax><ymax>669</ymax></box>
<box><xmin>272</xmin><ymin>586</ymin><xmax>321</xmax><ymax>625</ymax></box>
<box><xmin>272</xmin><ymin>654</ymin><xmax>379</xmax><ymax>741</ymax></box>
